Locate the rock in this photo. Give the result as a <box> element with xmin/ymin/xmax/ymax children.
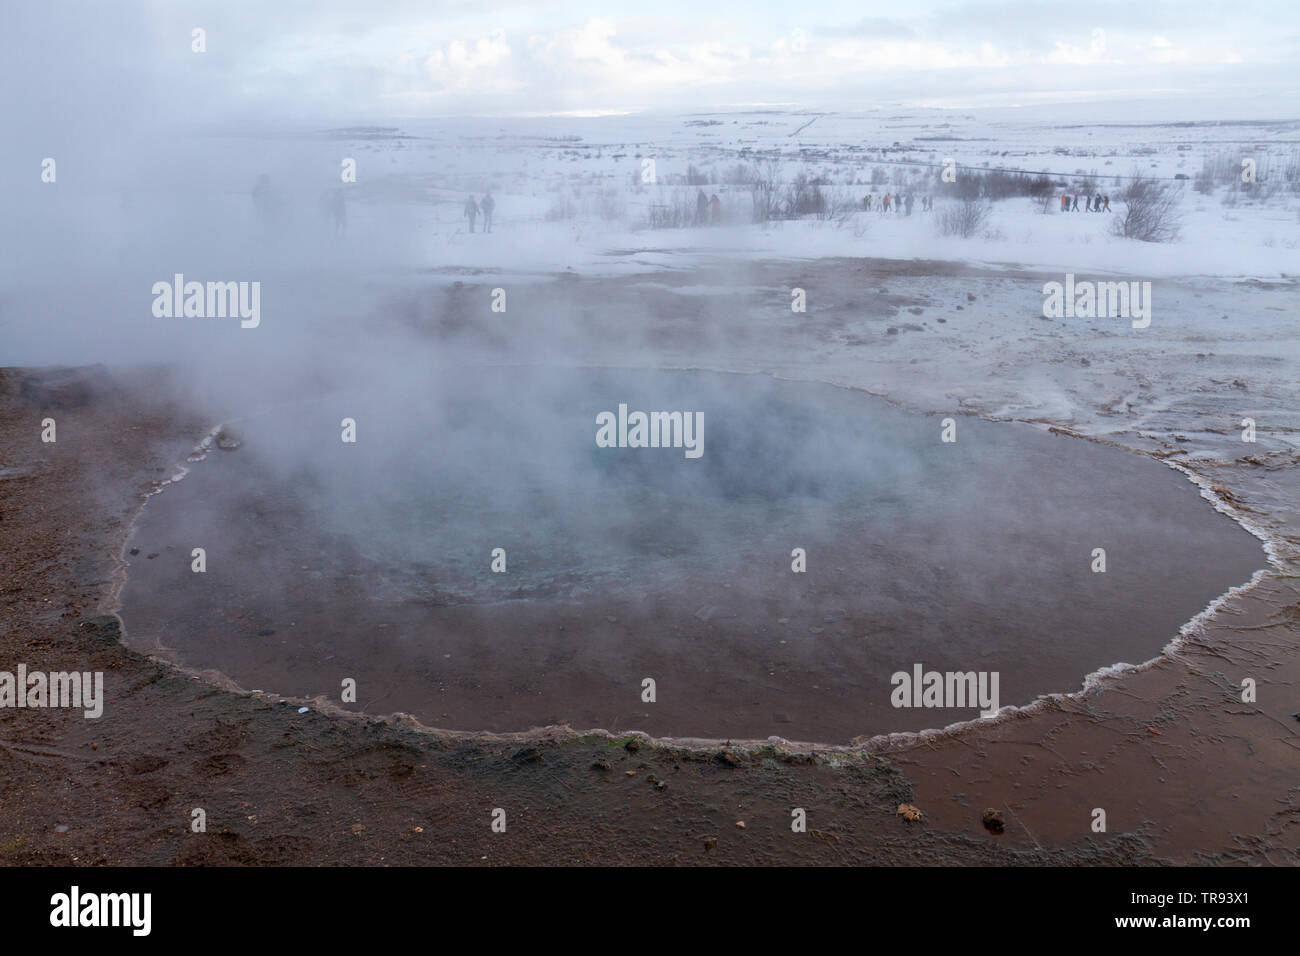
<box><xmin>624</xmin><ymin>738</ymin><xmax>640</xmax><ymax>752</ymax></box>
<box><xmin>510</xmin><ymin>746</ymin><xmax>542</xmax><ymax>765</ymax></box>
<box><xmin>80</xmin><ymin>616</ymin><xmax>121</xmax><ymax>641</ymax></box>
<box><xmin>718</xmin><ymin>751</ymin><xmax>741</xmax><ymax>767</ymax></box>
<box><xmin>702</xmin><ymin>837</ymin><xmax>717</xmax><ymax>852</ymax></box>
<box><xmin>18</xmin><ymin>365</ymin><xmax>112</xmax><ymax>410</ymax></box>
<box><xmin>897</xmin><ymin>803</ymin><xmax>923</xmax><ymax>822</ymax></box>
<box><xmin>215</xmin><ymin>427</ymin><xmax>243</xmax><ymax>451</ymax></box>
<box><xmin>590</xmin><ymin>758</ymin><xmax>612</xmax><ymax>772</ymax></box>
<box><xmin>982</xmin><ymin>809</ymin><xmax>1005</xmax><ymax>834</ymax></box>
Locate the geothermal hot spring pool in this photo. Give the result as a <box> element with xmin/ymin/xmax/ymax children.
<box><xmin>120</xmin><ymin>368</ymin><xmax>1265</xmax><ymax>743</ymax></box>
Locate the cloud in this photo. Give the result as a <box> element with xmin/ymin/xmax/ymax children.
<box><xmin>818</xmin><ymin>17</ymin><xmax>916</xmax><ymax>39</ymax></box>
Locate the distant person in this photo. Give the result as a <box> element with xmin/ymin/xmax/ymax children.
<box><xmin>1085</xmin><ymin>195</ymin><xmax>1093</xmax><ymax>212</ymax></box>
<box><xmin>709</xmin><ymin>193</ymin><xmax>721</xmax><ymax>224</ymax></box>
<box><xmin>905</xmin><ymin>194</ymin><xmax>914</xmax><ymax>216</ymax></box>
<box><xmin>481</xmin><ymin>192</ymin><xmax>495</xmax><ymax>232</ymax></box>
<box><xmin>696</xmin><ymin>190</ymin><xmax>708</xmax><ymax>225</ymax></box>
<box><xmin>321</xmin><ymin>188</ymin><xmax>346</xmax><ymax>235</ymax></box>
<box><xmin>464</xmin><ymin>194</ymin><xmax>479</xmax><ymax>232</ymax></box>
<box><xmin>252</xmin><ymin>174</ymin><xmax>279</xmax><ymax>227</ymax></box>
<box><xmin>1060</xmin><ymin>193</ymin><xmax>1069</xmax><ymax>212</ymax></box>
<box><xmin>922</xmin><ymin>195</ymin><xmax>931</xmax><ymax>212</ymax></box>
<box><xmin>1102</xmin><ymin>195</ymin><xmax>1111</xmax><ymax>212</ymax></box>
<box><xmin>863</xmin><ymin>194</ymin><xmax>873</xmax><ymax>210</ymax></box>
<box><xmin>1094</xmin><ymin>193</ymin><xmax>1103</xmax><ymax>212</ymax></box>
<box><xmin>1071</xmin><ymin>194</ymin><xmax>1080</xmax><ymax>212</ymax></box>
<box><xmin>882</xmin><ymin>193</ymin><xmax>892</xmax><ymax>213</ymax></box>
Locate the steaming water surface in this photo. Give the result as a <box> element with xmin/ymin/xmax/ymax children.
<box><xmin>119</xmin><ymin>368</ymin><xmax>1266</xmax><ymax>742</ymax></box>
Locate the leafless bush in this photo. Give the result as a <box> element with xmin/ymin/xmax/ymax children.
<box><xmin>749</xmin><ymin>159</ymin><xmax>783</xmax><ymax>223</ymax></box>
<box><xmin>545</xmin><ymin>190</ymin><xmax>577</xmax><ymax>221</ymax></box>
<box><xmin>781</xmin><ymin>172</ymin><xmax>827</xmax><ymax>218</ymax></box>
<box><xmin>1112</xmin><ymin>173</ymin><xmax>1183</xmax><ymax>242</ymax></box>
<box><xmin>644</xmin><ymin>189</ymin><xmax>694</xmax><ymax>229</ymax></box>
<box><xmin>935</xmin><ymin>198</ymin><xmax>992</xmax><ymax>238</ymax></box>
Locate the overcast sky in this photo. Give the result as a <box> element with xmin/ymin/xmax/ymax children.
<box><xmin>4</xmin><ymin>1</ymin><xmax>1297</xmax><ymax>126</ymax></box>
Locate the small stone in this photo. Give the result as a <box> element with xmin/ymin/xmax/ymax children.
<box><xmin>510</xmin><ymin>746</ymin><xmax>542</xmax><ymax>764</ymax></box>
<box><xmin>215</xmin><ymin>428</ymin><xmax>243</xmax><ymax>451</ymax></box>
<box><xmin>897</xmin><ymin>803</ymin><xmax>923</xmax><ymax>822</ymax></box>
<box><xmin>718</xmin><ymin>751</ymin><xmax>741</xmax><ymax>767</ymax></box>
<box><xmin>703</xmin><ymin>837</ymin><xmax>717</xmax><ymax>852</ymax></box>
<box><xmin>80</xmin><ymin>616</ymin><xmax>121</xmax><ymax>641</ymax></box>
<box><xmin>591</xmin><ymin>759</ymin><xmax>612</xmax><ymax>772</ymax></box>
<box><xmin>735</xmin><ymin>821</ymin><xmax>746</xmax><ymax>829</ymax></box>
<box><xmin>981</xmin><ymin>809</ymin><xmax>1005</xmax><ymax>834</ymax></box>
<box><xmin>624</xmin><ymin>739</ymin><xmax>640</xmax><ymax>752</ymax></box>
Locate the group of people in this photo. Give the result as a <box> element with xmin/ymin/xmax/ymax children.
<box><xmin>862</xmin><ymin>193</ymin><xmax>930</xmax><ymax>215</ymax></box>
<box><xmin>463</xmin><ymin>192</ymin><xmax>496</xmax><ymax>232</ymax></box>
<box><xmin>695</xmin><ymin>190</ymin><xmax>723</xmax><ymax>225</ymax></box>
<box><xmin>1061</xmin><ymin>193</ymin><xmax>1111</xmax><ymax>212</ymax></box>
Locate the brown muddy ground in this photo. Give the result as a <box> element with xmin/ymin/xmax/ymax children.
<box><xmin>2</xmin><ymin>256</ymin><xmax>1299</xmax><ymax>866</ymax></box>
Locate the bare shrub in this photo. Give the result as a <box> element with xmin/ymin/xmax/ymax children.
<box><xmin>1112</xmin><ymin>173</ymin><xmax>1183</xmax><ymax>242</ymax></box>
<box><xmin>749</xmin><ymin>159</ymin><xmax>783</xmax><ymax>223</ymax></box>
<box><xmin>935</xmin><ymin>198</ymin><xmax>992</xmax><ymax>238</ymax></box>
<box><xmin>782</xmin><ymin>172</ymin><xmax>827</xmax><ymax>218</ymax></box>
<box><xmin>545</xmin><ymin>190</ymin><xmax>577</xmax><ymax>221</ymax></box>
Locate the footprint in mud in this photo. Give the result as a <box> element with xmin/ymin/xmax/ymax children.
<box><xmin>125</xmin><ymin>754</ymin><xmax>169</xmax><ymax>775</ymax></box>
<box><xmin>195</xmin><ymin>753</ymin><xmax>248</xmax><ymax>777</ymax></box>
<box><xmin>313</xmin><ymin>742</ymin><xmax>422</xmax><ymax>785</ymax></box>
<box><xmin>173</xmin><ymin>831</ymin><xmax>316</xmax><ymax>866</ymax></box>
<box><xmin>132</xmin><ymin>784</ymin><xmax>172</xmax><ymax>811</ymax></box>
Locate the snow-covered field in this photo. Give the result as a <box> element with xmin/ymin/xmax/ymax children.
<box><xmin>280</xmin><ymin>105</ymin><xmax>1300</xmax><ymax>279</ymax></box>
